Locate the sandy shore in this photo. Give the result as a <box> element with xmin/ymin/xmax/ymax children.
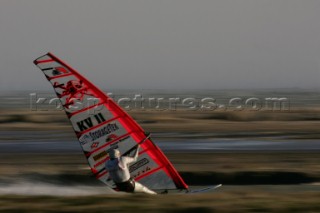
<box><xmin>0</xmin><ymin>152</ymin><xmax>320</xmax><ymax>212</ymax></box>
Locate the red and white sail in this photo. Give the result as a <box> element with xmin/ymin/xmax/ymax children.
<box><xmin>34</xmin><ymin>53</ymin><xmax>188</xmax><ymax>191</ymax></box>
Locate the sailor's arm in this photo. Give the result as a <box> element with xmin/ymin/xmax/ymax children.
<box><xmin>124</xmin><ymin>145</ymin><xmax>140</xmax><ymax>164</ymax></box>
<box><xmin>132</xmin><ymin>145</ymin><xmax>140</xmax><ymax>162</ymax></box>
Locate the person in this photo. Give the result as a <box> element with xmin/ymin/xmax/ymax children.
<box><xmin>105</xmin><ymin>146</ymin><xmax>157</xmax><ymax>195</ymax></box>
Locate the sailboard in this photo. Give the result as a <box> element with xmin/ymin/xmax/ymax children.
<box><xmin>33</xmin><ymin>53</ymin><xmax>188</xmax><ymax>192</ymax></box>
<box><xmin>188</xmin><ymin>184</ymin><xmax>222</xmax><ymax>194</ymax></box>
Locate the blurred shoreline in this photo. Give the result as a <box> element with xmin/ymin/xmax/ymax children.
<box><xmin>1</xmin><ymin>89</ymin><xmax>320</xmax><ymax>140</ymax></box>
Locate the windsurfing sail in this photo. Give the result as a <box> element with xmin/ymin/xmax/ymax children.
<box><xmin>34</xmin><ymin>53</ymin><xmax>188</xmax><ymax>191</ymax></box>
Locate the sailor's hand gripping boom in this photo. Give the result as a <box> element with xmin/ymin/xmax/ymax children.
<box><xmin>122</xmin><ymin>133</ymin><xmax>151</xmax><ymax>157</ymax></box>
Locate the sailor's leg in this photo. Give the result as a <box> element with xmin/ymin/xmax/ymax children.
<box><xmin>134</xmin><ymin>182</ymin><xmax>157</xmax><ymax>195</ymax></box>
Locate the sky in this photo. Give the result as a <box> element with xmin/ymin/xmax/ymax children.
<box><xmin>0</xmin><ymin>0</ymin><xmax>320</xmax><ymax>91</ymax></box>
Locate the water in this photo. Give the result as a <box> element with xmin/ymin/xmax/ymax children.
<box><xmin>1</xmin><ymin>133</ymin><xmax>320</xmax><ymax>153</ymax></box>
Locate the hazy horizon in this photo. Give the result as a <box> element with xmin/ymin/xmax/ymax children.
<box><xmin>1</xmin><ymin>0</ymin><xmax>320</xmax><ymax>91</ymax></box>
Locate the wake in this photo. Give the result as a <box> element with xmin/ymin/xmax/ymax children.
<box><xmin>0</xmin><ymin>182</ymin><xmax>115</xmax><ymax>196</ymax></box>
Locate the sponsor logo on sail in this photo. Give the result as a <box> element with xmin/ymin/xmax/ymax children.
<box><xmin>93</xmin><ymin>150</ymin><xmax>108</xmax><ymax>161</ymax></box>
<box><xmin>79</xmin><ymin>134</ymin><xmax>91</xmax><ymax>145</ymax></box>
<box><xmin>89</xmin><ymin>123</ymin><xmax>119</xmax><ymax>141</ymax></box>
<box><xmin>106</xmin><ymin>134</ymin><xmax>118</xmax><ymax>142</ymax></box>
<box><xmin>91</xmin><ymin>142</ymin><xmax>99</xmax><ymax>149</ymax></box>
<box><xmin>76</xmin><ymin>113</ymin><xmax>106</xmax><ymax>131</ymax></box>
<box><xmin>129</xmin><ymin>158</ymin><xmax>149</xmax><ymax>173</ymax></box>
<box><xmin>52</xmin><ymin>67</ymin><xmax>69</xmax><ymax>76</ymax></box>
<box><xmin>93</xmin><ymin>143</ymin><xmax>119</xmax><ymax>163</ymax></box>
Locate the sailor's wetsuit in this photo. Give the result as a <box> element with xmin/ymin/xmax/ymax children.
<box><xmin>105</xmin><ymin>147</ymin><xmax>157</xmax><ymax>194</ymax></box>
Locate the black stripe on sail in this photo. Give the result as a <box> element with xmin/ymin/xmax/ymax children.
<box><xmin>41</xmin><ymin>67</ymin><xmax>54</xmax><ymax>71</ymax></box>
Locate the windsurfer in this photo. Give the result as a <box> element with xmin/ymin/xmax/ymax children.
<box><xmin>105</xmin><ymin>147</ymin><xmax>157</xmax><ymax>195</ymax></box>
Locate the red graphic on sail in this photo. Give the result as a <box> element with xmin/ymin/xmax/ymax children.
<box><xmin>53</xmin><ymin>80</ymin><xmax>93</xmax><ymax>108</ymax></box>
